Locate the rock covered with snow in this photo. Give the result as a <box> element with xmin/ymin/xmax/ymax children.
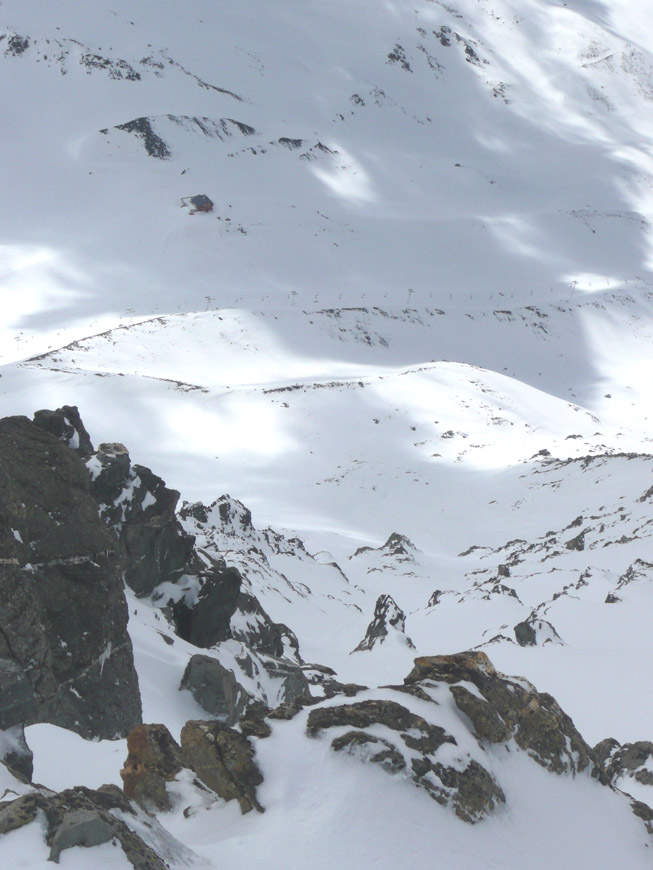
<box><xmin>353</xmin><ymin>594</ymin><xmax>415</xmax><ymax>652</ymax></box>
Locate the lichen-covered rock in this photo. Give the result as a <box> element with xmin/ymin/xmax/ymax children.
<box><xmin>238</xmin><ymin>702</ymin><xmax>272</xmax><ymax>739</ymax></box>
<box><xmin>352</xmin><ymin>594</ymin><xmax>415</xmax><ymax>652</ymax></box>
<box><xmin>306</xmin><ymin>697</ymin><xmax>504</xmax><ymax>823</ymax></box>
<box><xmin>406</xmin><ymin>652</ymin><xmax>595</xmax><ymax>776</ymax></box>
<box><xmin>180</xmin><ymin>720</ymin><xmax>263</xmax><ymax>813</ymax></box>
<box><xmin>120</xmin><ymin>724</ymin><xmax>183</xmax><ymax>811</ymax></box>
<box><xmin>0</xmin><ymin>415</ymin><xmax>141</xmax><ymax>739</ymax></box>
<box><xmin>594</xmin><ymin>738</ymin><xmax>653</xmax><ymax>791</ymax></box>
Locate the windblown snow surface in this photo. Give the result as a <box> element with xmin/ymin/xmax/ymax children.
<box><xmin>2</xmin><ymin>0</ymin><xmax>653</xmax><ymax>867</ymax></box>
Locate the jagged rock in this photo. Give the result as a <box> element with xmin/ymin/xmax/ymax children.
<box><xmin>90</xmin><ymin>442</ymin><xmax>195</xmax><ymax>597</ymax></box>
<box><xmin>514</xmin><ymin>618</ymin><xmax>563</xmax><ymax>647</ymax></box>
<box><xmin>33</xmin><ymin>405</ymin><xmax>94</xmax><ymax>456</ymax></box>
<box><xmin>180</xmin><ymin>655</ymin><xmax>251</xmax><ymax>726</ymax></box>
<box><xmin>307</xmin><ymin>698</ymin><xmax>504</xmax><ymax>823</ymax></box>
<box><xmin>171</xmin><ymin>564</ymin><xmax>242</xmax><ymax>646</ymax></box>
<box><xmin>0</xmin><ymin>726</ymin><xmax>33</xmax><ymax>782</ymax></box>
<box><xmin>594</xmin><ymin>738</ymin><xmax>653</xmax><ymax>789</ymax></box>
<box><xmin>353</xmin><ymin>594</ymin><xmax>415</xmax><ymax>652</ymax></box>
<box><xmin>0</xmin><ymin>784</ymin><xmax>180</xmax><ymax>868</ymax></box>
<box><xmin>0</xmin><ymin>415</ymin><xmax>141</xmax><ymax>739</ymax></box>
<box><xmin>406</xmin><ymin>652</ymin><xmax>595</xmax><ymax>776</ymax></box>
<box><xmin>120</xmin><ymin>724</ymin><xmax>183</xmax><ymax>812</ymax></box>
<box><xmin>230</xmin><ymin>590</ymin><xmax>302</xmax><ymax>661</ymax></box>
<box><xmin>180</xmin><ymin>720</ymin><xmax>263</xmax><ymax>813</ymax></box>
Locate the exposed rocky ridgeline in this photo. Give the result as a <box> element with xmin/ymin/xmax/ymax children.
<box><xmin>349</xmin><ymin>532</ymin><xmax>421</xmax><ymax>580</ymax></box>
<box><xmin>180</xmin><ymin>494</ymin><xmax>346</xmax><ymax>662</ymax></box>
<box><xmin>87</xmin><ymin>440</ymin><xmax>242</xmax><ymax>646</ymax></box>
<box><xmin>0</xmin><ymin>414</ymin><xmax>141</xmax><ymax>741</ymax></box>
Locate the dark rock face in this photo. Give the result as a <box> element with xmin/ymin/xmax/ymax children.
<box><xmin>406</xmin><ymin>652</ymin><xmax>595</xmax><ymax>776</ymax></box>
<box><xmin>0</xmin><ymin>784</ymin><xmax>170</xmax><ymax>868</ymax></box>
<box><xmin>0</xmin><ymin>416</ymin><xmax>141</xmax><ymax>739</ymax></box>
<box><xmin>180</xmin><ymin>655</ymin><xmax>251</xmax><ymax>726</ymax></box>
<box><xmin>353</xmin><ymin>594</ymin><xmax>415</xmax><ymax>652</ymax></box>
<box><xmin>171</xmin><ymin>564</ymin><xmax>242</xmax><ymax>647</ymax></box>
<box><xmin>33</xmin><ymin>405</ymin><xmax>94</xmax><ymax>457</ymax></box>
<box><xmin>180</xmin><ymin>720</ymin><xmax>263</xmax><ymax>813</ymax></box>
<box><xmin>120</xmin><ymin>724</ymin><xmax>183</xmax><ymax>812</ymax></box>
<box><xmin>90</xmin><ymin>442</ymin><xmax>195</xmax><ymax>597</ymax></box>
<box><xmin>307</xmin><ymin>698</ymin><xmax>504</xmax><ymax>823</ymax></box>
<box><xmin>231</xmin><ymin>590</ymin><xmax>301</xmax><ymax>661</ymax></box>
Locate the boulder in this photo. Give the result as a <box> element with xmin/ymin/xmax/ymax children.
<box><xmin>513</xmin><ymin>618</ymin><xmax>563</xmax><ymax>647</ymax></box>
<box><xmin>179</xmin><ymin>655</ymin><xmax>251</xmax><ymax>726</ymax></box>
<box><xmin>180</xmin><ymin>720</ymin><xmax>263</xmax><ymax>813</ymax></box>
<box><xmin>0</xmin><ymin>416</ymin><xmax>141</xmax><ymax>739</ymax></box>
<box><xmin>0</xmin><ymin>784</ymin><xmax>178</xmax><ymax>868</ymax></box>
<box><xmin>120</xmin><ymin>724</ymin><xmax>183</xmax><ymax>812</ymax></box>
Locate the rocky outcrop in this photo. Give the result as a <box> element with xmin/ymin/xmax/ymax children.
<box><xmin>89</xmin><ymin>442</ymin><xmax>195</xmax><ymax>597</ymax></box>
<box><xmin>179</xmin><ymin>644</ymin><xmax>312</xmax><ymax>724</ymax></box>
<box><xmin>33</xmin><ymin>405</ymin><xmax>94</xmax><ymax>457</ymax></box>
<box><xmin>513</xmin><ymin>618</ymin><xmax>563</xmax><ymax>647</ymax></box>
<box><xmin>405</xmin><ymin>652</ymin><xmax>595</xmax><ymax>776</ymax></box>
<box><xmin>120</xmin><ymin>724</ymin><xmax>183</xmax><ymax>812</ymax></box>
<box><xmin>353</xmin><ymin>594</ymin><xmax>415</xmax><ymax>652</ymax></box>
<box><xmin>307</xmin><ymin>698</ymin><xmax>504</xmax><ymax>823</ymax></box>
<box><xmin>0</xmin><ymin>783</ymin><xmax>196</xmax><ymax>868</ymax></box>
<box><xmin>180</xmin><ymin>720</ymin><xmax>263</xmax><ymax>813</ymax></box>
<box><xmin>230</xmin><ymin>590</ymin><xmax>302</xmax><ymax>661</ymax></box>
<box><xmin>0</xmin><ymin>415</ymin><xmax>141</xmax><ymax>739</ymax></box>
<box><xmin>170</xmin><ymin>564</ymin><xmax>242</xmax><ymax>647</ymax></box>
<box><xmin>594</xmin><ymin>738</ymin><xmax>653</xmax><ymax>791</ymax></box>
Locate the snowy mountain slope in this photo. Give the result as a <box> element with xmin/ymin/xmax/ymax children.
<box><xmin>2</xmin><ymin>0</ymin><xmax>653</xmax><ymax>867</ymax></box>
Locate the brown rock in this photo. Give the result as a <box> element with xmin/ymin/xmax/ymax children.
<box><xmin>120</xmin><ymin>724</ymin><xmax>182</xmax><ymax>812</ymax></box>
